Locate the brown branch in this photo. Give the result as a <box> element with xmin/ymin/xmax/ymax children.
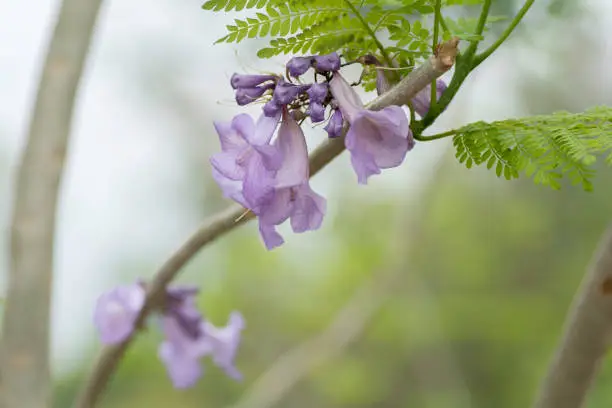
<box><xmin>74</xmin><ymin>38</ymin><xmax>459</xmax><ymax>408</ymax></box>
<box><xmin>0</xmin><ymin>0</ymin><xmax>104</xmax><ymax>407</ymax></box>
<box><xmin>532</xmin><ymin>224</ymin><xmax>612</xmax><ymax>408</ymax></box>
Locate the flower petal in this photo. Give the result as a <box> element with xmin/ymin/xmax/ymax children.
<box><xmin>329</xmin><ymin>72</ymin><xmax>364</xmax><ymax>123</ymax></box>
<box><xmin>290</xmin><ymin>184</ymin><xmax>326</xmax><ymax>233</ymax></box>
<box><xmin>273</xmin><ymin>110</ymin><xmax>309</xmax><ymax>188</ymax></box>
<box><xmin>94</xmin><ymin>283</ymin><xmax>145</xmax><ymax>345</ymax></box>
<box><xmin>158</xmin><ymin>340</ymin><xmax>203</xmax><ymax>388</ymax></box>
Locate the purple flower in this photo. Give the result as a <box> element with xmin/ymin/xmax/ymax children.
<box><xmin>256</xmin><ymin>109</ymin><xmax>326</xmax><ymax>249</ymax></box>
<box><xmin>230</xmin><ymin>73</ymin><xmax>276</xmax><ymax>89</ymax></box>
<box><xmin>235</xmin><ymin>84</ymin><xmax>274</xmax><ymax>106</ymax></box>
<box><xmin>271</xmin><ymin>78</ymin><xmax>310</xmax><ymax>105</ymax></box>
<box><xmin>306</xmin><ymin>82</ymin><xmax>328</xmax><ymax>104</ymax></box>
<box><xmin>324</xmin><ymin>108</ymin><xmax>344</xmax><ymax>138</ymax></box>
<box><xmin>308</xmin><ymin>102</ymin><xmax>326</xmax><ymax>123</ymax></box>
<box><xmin>314</xmin><ymin>52</ymin><xmax>341</xmax><ymax>73</ymax></box>
<box><xmin>200</xmin><ymin>312</ymin><xmax>245</xmax><ymax>380</ymax></box>
<box><xmin>94</xmin><ymin>283</ymin><xmax>145</xmax><ymax>344</ymax></box>
<box><xmin>329</xmin><ymin>72</ymin><xmax>412</xmax><ymax>184</ymax></box>
<box><xmin>411</xmin><ymin>79</ymin><xmax>447</xmax><ymax>117</ymax></box>
<box><xmin>210</xmin><ymin>112</ymin><xmax>282</xmax><ymax>209</ymax></box>
<box><xmin>159</xmin><ymin>316</ymin><xmax>208</xmax><ymax>388</ymax></box>
<box><xmin>286</xmin><ymin>56</ymin><xmax>314</xmax><ymax>78</ymax></box>
<box><xmin>95</xmin><ymin>281</ymin><xmax>245</xmax><ymax>389</ymax></box>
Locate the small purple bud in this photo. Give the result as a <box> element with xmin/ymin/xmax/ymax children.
<box><xmin>263</xmin><ymin>100</ymin><xmax>282</xmax><ymax>117</ymax></box>
<box><xmin>235</xmin><ymin>84</ymin><xmax>273</xmax><ymax>106</ymax></box>
<box><xmin>286</xmin><ymin>56</ymin><xmax>314</xmax><ymax>78</ymax></box>
<box><xmin>314</xmin><ymin>52</ymin><xmax>341</xmax><ymax>73</ymax></box>
<box><xmin>272</xmin><ymin>79</ymin><xmax>311</xmax><ymax>105</ymax></box>
<box><xmin>324</xmin><ymin>108</ymin><xmax>344</xmax><ymax>138</ymax></box>
<box><xmin>306</xmin><ymin>82</ymin><xmax>328</xmax><ymax>104</ymax></box>
<box><xmin>230</xmin><ymin>73</ymin><xmax>276</xmax><ymax>89</ymax></box>
<box><xmin>308</xmin><ymin>102</ymin><xmax>326</xmax><ymax>123</ymax></box>
<box><xmin>411</xmin><ymin>79</ymin><xmax>447</xmax><ymax>117</ymax></box>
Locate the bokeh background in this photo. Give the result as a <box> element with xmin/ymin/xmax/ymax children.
<box><xmin>2</xmin><ymin>0</ymin><xmax>612</xmax><ymax>406</ymax></box>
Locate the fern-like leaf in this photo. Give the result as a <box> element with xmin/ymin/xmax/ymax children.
<box><xmin>452</xmin><ymin>107</ymin><xmax>612</xmax><ymax>191</ymax></box>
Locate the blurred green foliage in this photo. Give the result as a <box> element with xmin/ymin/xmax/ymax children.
<box><xmin>54</xmin><ymin>153</ymin><xmax>612</xmax><ymax>407</ymax></box>
<box><xmin>53</xmin><ymin>1</ymin><xmax>611</xmax><ymax>407</ymax></box>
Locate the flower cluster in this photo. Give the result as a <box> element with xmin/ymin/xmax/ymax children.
<box><xmin>94</xmin><ymin>282</ymin><xmax>244</xmax><ymax>388</ymax></box>
<box><xmin>211</xmin><ymin>52</ymin><xmax>446</xmax><ymax>249</ymax></box>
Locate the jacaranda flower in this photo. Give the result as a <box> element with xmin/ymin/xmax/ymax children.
<box><xmin>256</xmin><ymin>108</ymin><xmax>326</xmax><ymax>250</ymax></box>
<box><xmin>329</xmin><ymin>72</ymin><xmax>412</xmax><ymax>184</ymax></box>
<box><xmin>94</xmin><ymin>282</ymin><xmax>244</xmax><ymax>389</ymax></box>
<box><xmin>411</xmin><ymin>79</ymin><xmax>447</xmax><ymax>117</ymax></box>
<box><xmin>210</xmin><ymin>112</ymin><xmax>282</xmax><ymax>210</ymax></box>
<box><xmin>94</xmin><ymin>283</ymin><xmax>145</xmax><ymax>344</ymax></box>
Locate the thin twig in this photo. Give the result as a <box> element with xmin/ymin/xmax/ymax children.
<box><xmin>0</xmin><ymin>1</ymin><xmax>104</xmax><ymax>407</ymax></box>
<box><xmin>74</xmin><ymin>38</ymin><xmax>459</xmax><ymax>408</ymax></box>
<box><xmin>532</xmin><ymin>224</ymin><xmax>612</xmax><ymax>408</ymax></box>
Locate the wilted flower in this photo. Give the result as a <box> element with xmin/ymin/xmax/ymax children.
<box><xmin>411</xmin><ymin>79</ymin><xmax>447</xmax><ymax>117</ymax></box>
<box><xmin>329</xmin><ymin>72</ymin><xmax>412</xmax><ymax>184</ymax></box>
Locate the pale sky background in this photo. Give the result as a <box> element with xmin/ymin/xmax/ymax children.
<box><xmin>0</xmin><ymin>0</ymin><xmax>609</xmax><ymax>376</ymax></box>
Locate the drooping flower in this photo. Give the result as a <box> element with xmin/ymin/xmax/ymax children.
<box><xmin>200</xmin><ymin>312</ymin><xmax>245</xmax><ymax>380</ymax></box>
<box><xmin>94</xmin><ymin>283</ymin><xmax>145</xmax><ymax>344</ymax></box>
<box><xmin>256</xmin><ymin>108</ymin><xmax>326</xmax><ymax>250</ymax></box>
<box><xmin>314</xmin><ymin>52</ymin><xmax>341</xmax><ymax>73</ymax></box>
<box><xmin>210</xmin><ymin>112</ymin><xmax>282</xmax><ymax>210</ymax></box>
<box><xmin>157</xmin><ymin>286</ymin><xmax>245</xmax><ymax>388</ymax></box>
<box><xmin>324</xmin><ymin>107</ymin><xmax>344</xmax><ymax>138</ymax></box>
<box><xmin>329</xmin><ymin>72</ymin><xmax>412</xmax><ymax>184</ymax></box>
<box><xmin>95</xmin><ymin>282</ymin><xmax>244</xmax><ymax>389</ymax></box>
<box><xmin>411</xmin><ymin>79</ymin><xmax>447</xmax><ymax>117</ymax></box>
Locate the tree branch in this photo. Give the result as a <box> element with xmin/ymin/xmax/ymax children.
<box><xmin>74</xmin><ymin>38</ymin><xmax>459</xmax><ymax>408</ymax></box>
<box><xmin>0</xmin><ymin>1</ymin><xmax>104</xmax><ymax>407</ymax></box>
<box><xmin>532</xmin><ymin>224</ymin><xmax>612</xmax><ymax>408</ymax></box>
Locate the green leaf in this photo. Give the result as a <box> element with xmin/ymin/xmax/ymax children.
<box><xmin>451</xmin><ymin>106</ymin><xmax>612</xmax><ymax>191</ymax></box>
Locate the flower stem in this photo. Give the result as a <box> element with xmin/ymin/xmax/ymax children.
<box><xmin>472</xmin><ymin>0</ymin><xmax>535</xmax><ymax>68</ymax></box>
<box><xmin>464</xmin><ymin>0</ymin><xmax>492</xmax><ymax>59</ymax></box>
<box><xmin>414</xmin><ymin>128</ymin><xmax>457</xmax><ymax>142</ymax></box>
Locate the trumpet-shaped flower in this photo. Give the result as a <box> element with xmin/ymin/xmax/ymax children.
<box><xmin>256</xmin><ymin>109</ymin><xmax>326</xmax><ymax>249</ymax></box>
<box><xmin>210</xmin><ymin>112</ymin><xmax>282</xmax><ymax>209</ymax></box>
<box><xmin>329</xmin><ymin>72</ymin><xmax>412</xmax><ymax>184</ymax></box>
